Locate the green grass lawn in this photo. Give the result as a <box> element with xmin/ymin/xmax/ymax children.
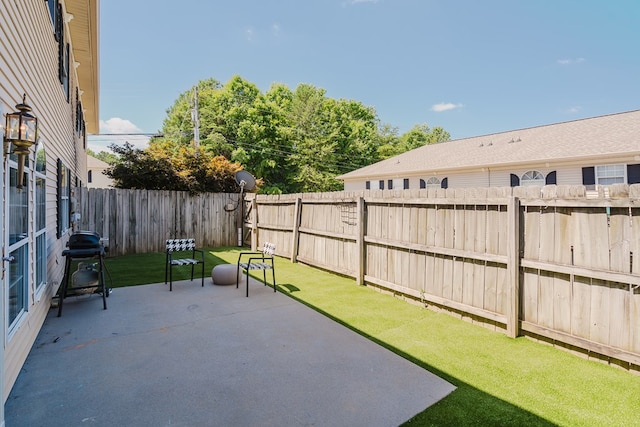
<box><xmin>102</xmin><ymin>247</ymin><xmax>640</xmax><ymax>426</ymax></box>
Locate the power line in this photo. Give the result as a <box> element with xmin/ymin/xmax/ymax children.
<box><xmin>227</xmin><ymin>137</ymin><xmax>370</xmax><ymax>173</ymax></box>
<box><xmin>90</xmin><ymin>133</ymin><xmax>161</xmax><ymax>136</ymax></box>
<box><xmin>92</xmin><ymin>132</ymin><xmax>373</xmax><ymax>173</ymax></box>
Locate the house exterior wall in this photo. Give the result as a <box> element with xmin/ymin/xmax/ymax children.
<box><xmin>346</xmin><ymin>160</ymin><xmax>639</xmax><ymax>192</ymax></box>
<box><xmin>87</xmin><ymin>166</ymin><xmax>113</xmax><ymax>188</ymax></box>
<box><xmin>449</xmin><ymin>170</ymin><xmax>490</xmax><ymax>189</ymax></box>
<box><xmin>87</xmin><ymin>156</ymin><xmax>114</xmax><ymax>188</ymax></box>
<box><xmin>1</xmin><ymin>1</ymin><xmax>98</xmax><ymax>404</ymax></box>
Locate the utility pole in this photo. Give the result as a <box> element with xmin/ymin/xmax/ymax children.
<box><xmin>191</xmin><ymin>86</ymin><xmax>200</xmax><ymax>147</ymax></box>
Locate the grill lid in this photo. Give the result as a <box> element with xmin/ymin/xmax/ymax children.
<box><xmin>68</xmin><ymin>231</ymin><xmax>101</xmax><ymax>249</ymax></box>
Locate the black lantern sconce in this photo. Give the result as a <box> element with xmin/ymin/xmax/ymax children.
<box><xmin>4</xmin><ymin>94</ymin><xmax>38</xmax><ymax>190</ymax></box>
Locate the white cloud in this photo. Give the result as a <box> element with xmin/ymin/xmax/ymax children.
<box><xmin>557</xmin><ymin>57</ymin><xmax>585</xmax><ymax>65</ymax></box>
<box><xmin>245</xmin><ymin>28</ymin><xmax>255</xmax><ymax>42</ymax></box>
<box><xmin>272</xmin><ymin>23</ymin><xmax>281</xmax><ymax>36</ymax></box>
<box><xmin>88</xmin><ymin>117</ymin><xmax>149</xmax><ymax>153</ymax></box>
<box><xmin>431</xmin><ymin>102</ymin><xmax>463</xmax><ymax>112</ymax></box>
<box><xmin>565</xmin><ymin>106</ymin><xmax>582</xmax><ymax>114</ymax></box>
<box><xmin>100</xmin><ymin>117</ymin><xmax>141</xmax><ymax>134</ymax></box>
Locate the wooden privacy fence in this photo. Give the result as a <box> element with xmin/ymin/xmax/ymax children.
<box><xmin>74</xmin><ymin>187</ymin><xmax>240</xmax><ymax>256</ymax></box>
<box><xmin>247</xmin><ymin>185</ymin><xmax>640</xmax><ymax>369</ymax></box>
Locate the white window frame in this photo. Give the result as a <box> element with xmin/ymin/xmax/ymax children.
<box><xmin>595</xmin><ymin>164</ymin><xmax>625</xmax><ymax>186</ymax></box>
<box><xmin>521</xmin><ymin>170</ymin><xmax>545</xmax><ymax>187</ymax></box>
<box><xmin>58</xmin><ymin>160</ymin><xmax>71</xmax><ymax>236</ymax></box>
<box><xmin>35</xmin><ymin>142</ymin><xmax>47</xmax><ymax>294</ymax></box>
<box><xmin>426</xmin><ymin>177</ymin><xmax>440</xmax><ymax>190</ymax></box>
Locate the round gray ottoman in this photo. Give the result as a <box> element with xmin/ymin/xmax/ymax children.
<box><xmin>211</xmin><ymin>264</ymin><xmax>237</xmax><ymax>285</ymax></box>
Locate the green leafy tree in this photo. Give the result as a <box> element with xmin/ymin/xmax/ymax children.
<box><xmin>377</xmin><ymin>124</ymin><xmax>450</xmax><ymax>159</ymax></box>
<box><xmin>232</xmin><ymin>83</ymin><xmax>294</xmax><ymax>194</ymax></box>
<box><xmin>106</xmin><ymin>143</ymin><xmax>177</xmax><ymax>190</ymax></box>
<box><xmin>105</xmin><ymin>141</ymin><xmax>243</xmax><ymax>193</ymax></box>
<box><xmin>159</xmin><ymin>75</ymin><xmax>451</xmax><ymax>193</ymax></box>
<box><xmin>285</xmin><ymin>84</ymin><xmax>337</xmax><ymax>191</ymax></box>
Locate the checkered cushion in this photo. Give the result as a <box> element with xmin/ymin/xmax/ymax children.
<box><xmin>170</xmin><ymin>258</ymin><xmax>200</xmax><ymax>266</ymax></box>
<box><xmin>239</xmin><ymin>261</ymin><xmax>273</xmax><ymax>270</ymax></box>
<box><xmin>166</xmin><ymin>238</ymin><xmax>196</xmax><ymax>252</ymax></box>
<box><xmin>262</xmin><ymin>242</ymin><xmax>276</xmax><ymax>256</ymax></box>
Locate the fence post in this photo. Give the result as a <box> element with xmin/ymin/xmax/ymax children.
<box><xmin>291</xmin><ymin>197</ymin><xmax>302</xmax><ymax>263</ymax></box>
<box><xmin>250</xmin><ymin>197</ymin><xmax>258</xmax><ymax>251</ymax></box>
<box><xmin>506</xmin><ymin>196</ymin><xmax>521</xmax><ymax>338</ymax></box>
<box><xmin>356</xmin><ymin>196</ymin><xmax>365</xmax><ymax>285</ymax></box>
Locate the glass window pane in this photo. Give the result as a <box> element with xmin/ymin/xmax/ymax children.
<box><xmin>596</xmin><ymin>164</ymin><xmax>625</xmax><ymax>185</ymax></box>
<box><xmin>521</xmin><ymin>170</ymin><xmax>545</xmax><ymax>187</ymax></box>
<box><xmin>59</xmin><ymin>162</ymin><xmax>71</xmax><ymax>233</ymax></box>
<box><xmin>36</xmin><ymin>233</ymin><xmax>47</xmax><ymax>289</ymax></box>
<box><xmin>9</xmin><ymin>168</ymin><xmax>28</xmax><ymax>244</ymax></box>
<box><xmin>8</xmin><ymin>244</ymin><xmax>28</xmax><ymax>327</ymax></box>
<box><xmin>426</xmin><ymin>177</ymin><xmax>440</xmax><ymax>189</ymax></box>
<box><xmin>599</xmin><ymin>177</ymin><xmax>624</xmax><ymax>186</ymax></box>
<box><xmin>37</xmin><ymin>176</ymin><xmax>46</xmax><ymax>230</ymax></box>
<box><xmin>36</xmin><ymin>141</ymin><xmax>46</xmax><ymax>173</ymax></box>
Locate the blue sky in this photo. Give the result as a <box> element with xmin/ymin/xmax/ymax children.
<box><xmin>89</xmin><ymin>0</ymin><xmax>640</xmax><ymax>153</ymax></box>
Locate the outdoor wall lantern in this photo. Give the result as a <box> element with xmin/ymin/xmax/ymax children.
<box><xmin>4</xmin><ymin>94</ymin><xmax>38</xmax><ymax>189</ymax></box>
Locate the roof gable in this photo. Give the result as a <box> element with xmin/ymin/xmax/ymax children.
<box><xmin>87</xmin><ymin>155</ymin><xmax>109</xmax><ymax>168</ymax></box>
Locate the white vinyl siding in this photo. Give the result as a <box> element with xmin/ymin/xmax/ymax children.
<box><xmin>555</xmin><ymin>167</ymin><xmax>584</xmax><ymax>186</ymax></box>
<box><xmin>342</xmin><ymin>163</ymin><xmax>630</xmax><ymax>192</ymax></box>
<box><xmin>448</xmin><ymin>171</ymin><xmax>490</xmax><ymax>189</ymax></box>
<box><xmin>1</xmin><ymin>0</ymin><xmax>96</xmax><ymax>402</ymax></box>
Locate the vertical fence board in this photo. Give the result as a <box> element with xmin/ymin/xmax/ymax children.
<box><xmin>572</xmin><ymin>276</ymin><xmax>592</xmax><ymax>340</ymax></box>
<box><xmin>538</xmin><ymin>206</ymin><xmax>556</xmax><ymax>330</ymax></box>
<box><xmin>485</xmin><ymin>204</ymin><xmax>500</xmax><ymax>316</ymax></box>
<box><xmin>552</xmin><ymin>208</ymin><xmax>572</xmax><ymax>333</ymax></box>
<box><xmin>419</xmin><ymin>251</ymin><xmax>431</xmax><ymax>296</ymax></box>
<box><xmin>608</xmin><ymin>281</ymin><xmax>630</xmax><ymax>350</ymax></box>
<box><xmin>609</xmin><ymin>207</ymin><xmax>631</xmax><ymax>273</ymax></box>
<box><xmin>424</xmin><ymin>250</ymin><xmax>436</xmax><ymax>296</ymax></box>
<box><xmin>506</xmin><ymin>196</ymin><xmax>520</xmax><ymax>338</ymax></box>
<box><xmin>439</xmin><ymin>254</ymin><xmax>452</xmax><ymax>301</ymax></box>
<box><xmin>589</xmin><ymin>280</ymin><xmax>611</xmax><ymax>345</ymax></box>
<box><xmin>633</xmin><ymin>288</ymin><xmax>640</xmax><ymax>353</ymax></box>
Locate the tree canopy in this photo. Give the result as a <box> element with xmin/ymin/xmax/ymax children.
<box><xmin>107</xmin><ymin>75</ymin><xmax>450</xmax><ymax>193</ymax></box>
<box><xmin>105</xmin><ymin>142</ymin><xmax>242</xmax><ymax>193</ymax></box>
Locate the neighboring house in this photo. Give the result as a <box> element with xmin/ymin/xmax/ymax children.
<box><xmin>0</xmin><ymin>0</ymin><xmax>99</xmax><ymax>417</ymax></box>
<box><xmin>87</xmin><ymin>155</ymin><xmax>114</xmax><ymax>188</ymax></box>
<box><xmin>338</xmin><ymin>110</ymin><xmax>640</xmax><ymax>192</ymax></box>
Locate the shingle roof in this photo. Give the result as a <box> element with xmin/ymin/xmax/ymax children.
<box><xmin>338</xmin><ymin>110</ymin><xmax>640</xmax><ymax>180</ymax></box>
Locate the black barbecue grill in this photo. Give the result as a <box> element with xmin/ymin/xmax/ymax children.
<box><xmin>58</xmin><ymin>231</ymin><xmax>109</xmax><ymax>316</ymax></box>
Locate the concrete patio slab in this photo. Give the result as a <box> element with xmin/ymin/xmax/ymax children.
<box><xmin>5</xmin><ymin>278</ymin><xmax>455</xmax><ymax>426</ymax></box>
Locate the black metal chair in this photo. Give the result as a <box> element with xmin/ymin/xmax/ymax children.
<box><xmin>237</xmin><ymin>242</ymin><xmax>277</xmax><ymax>297</ymax></box>
<box><xmin>165</xmin><ymin>238</ymin><xmax>205</xmax><ymax>291</ymax></box>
